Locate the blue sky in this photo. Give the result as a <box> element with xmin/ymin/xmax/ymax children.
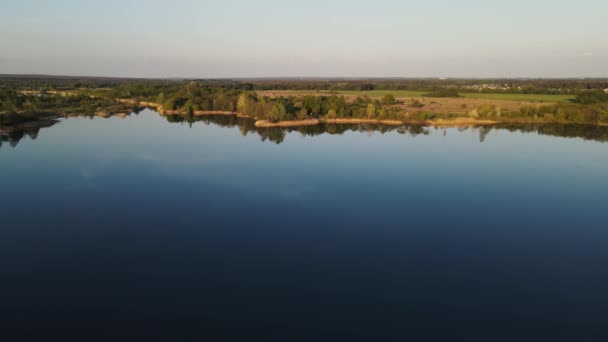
<box><xmin>1</xmin><ymin>0</ymin><xmax>607</xmax><ymax>77</ymax></box>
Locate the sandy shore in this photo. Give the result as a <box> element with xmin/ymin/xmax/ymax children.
<box><xmin>323</xmin><ymin>118</ymin><xmax>406</xmax><ymax>126</ymax></box>
<box><xmin>193</xmin><ymin>110</ymin><xmax>238</xmax><ymax>116</ymax></box>
<box><xmin>429</xmin><ymin>118</ymin><xmax>498</xmax><ymax>126</ymax></box>
<box><xmin>255</xmin><ymin>119</ymin><xmax>321</xmax><ymax>128</ymax></box>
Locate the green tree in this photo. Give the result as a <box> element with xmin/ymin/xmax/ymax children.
<box><xmin>366</xmin><ymin>103</ymin><xmax>376</xmax><ymax>118</ymax></box>
<box><xmin>183</xmin><ymin>99</ymin><xmax>194</xmax><ymax>114</ymax></box>
<box><xmin>268</xmin><ymin>102</ymin><xmax>287</xmax><ymax>122</ymax></box>
<box><xmin>156</xmin><ymin>92</ymin><xmax>165</xmax><ymax>104</ymax></box>
<box><xmin>297</xmin><ymin>108</ymin><xmax>309</xmax><ymax>120</ymax></box>
<box><xmin>237</xmin><ymin>93</ymin><xmax>249</xmax><ymax>113</ymax></box>
<box><xmin>381</xmin><ymin>94</ymin><xmax>396</xmax><ymax>105</ymax></box>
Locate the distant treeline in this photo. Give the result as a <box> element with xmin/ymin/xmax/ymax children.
<box><xmin>2</xmin><ymin>75</ymin><xmax>608</xmax><ymax>95</ymax></box>
<box><xmin>248</xmin><ymin>78</ymin><xmax>608</xmax><ymax>95</ymax></box>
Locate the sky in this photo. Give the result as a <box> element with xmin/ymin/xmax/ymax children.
<box><xmin>1</xmin><ymin>0</ymin><xmax>607</xmax><ymax>78</ymax></box>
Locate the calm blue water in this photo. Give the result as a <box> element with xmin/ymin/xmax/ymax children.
<box><xmin>2</xmin><ymin>110</ymin><xmax>608</xmax><ymax>341</ymax></box>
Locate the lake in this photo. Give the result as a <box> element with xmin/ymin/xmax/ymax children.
<box><xmin>2</xmin><ymin>109</ymin><xmax>608</xmax><ymax>340</ymax></box>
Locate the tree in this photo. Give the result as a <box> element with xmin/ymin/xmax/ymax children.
<box><xmin>381</xmin><ymin>94</ymin><xmax>396</xmax><ymax>105</ymax></box>
<box><xmin>268</xmin><ymin>102</ymin><xmax>287</xmax><ymax>122</ymax></box>
<box><xmin>410</xmin><ymin>99</ymin><xmax>424</xmax><ymax>108</ymax></box>
<box><xmin>237</xmin><ymin>93</ymin><xmax>249</xmax><ymax>113</ymax></box>
<box><xmin>575</xmin><ymin>90</ymin><xmax>608</xmax><ymax>105</ymax></box>
<box><xmin>303</xmin><ymin>96</ymin><xmax>321</xmax><ymax>115</ymax></box>
<box><xmin>184</xmin><ymin>99</ymin><xmax>194</xmax><ymax>114</ymax></box>
<box><xmin>366</xmin><ymin>103</ymin><xmax>376</xmax><ymax>118</ymax></box>
<box><xmin>156</xmin><ymin>92</ymin><xmax>165</xmax><ymax>104</ymax></box>
<box><xmin>360</xmin><ymin>83</ymin><xmax>374</xmax><ymax>91</ymax></box>
<box><xmin>297</xmin><ymin>108</ymin><xmax>309</xmax><ymax>120</ymax></box>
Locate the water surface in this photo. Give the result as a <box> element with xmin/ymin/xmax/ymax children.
<box><xmin>2</xmin><ymin>110</ymin><xmax>608</xmax><ymax>340</ymax></box>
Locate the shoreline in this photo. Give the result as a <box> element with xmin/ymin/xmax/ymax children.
<box><xmin>323</xmin><ymin>118</ymin><xmax>407</xmax><ymax>126</ymax></box>
<box><xmin>255</xmin><ymin>119</ymin><xmax>320</xmax><ymax>128</ymax></box>
<box><xmin>4</xmin><ymin>101</ymin><xmax>607</xmax><ymax>129</ymax></box>
<box><xmin>124</xmin><ymin>101</ymin><xmax>604</xmax><ymax>128</ymax></box>
<box><xmin>126</xmin><ymin>102</ymin><xmax>503</xmax><ymax>128</ymax></box>
<box><xmin>252</xmin><ymin>117</ymin><xmax>608</xmax><ymax>129</ymax></box>
<box><xmin>19</xmin><ymin>98</ymin><xmax>600</xmax><ymax>129</ymax></box>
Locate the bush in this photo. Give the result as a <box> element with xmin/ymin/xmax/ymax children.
<box><xmin>575</xmin><ymin>90</ymin><xmax>608</xmax><ymax>105</ymax></box>
<box><xmin>410</xmin><ymin>99</ymin><xmax>424</xmax><ymax>108</ymax></box>
<box><xmin>268</xmin><ymin>102</ymin><xmax>287</xmax><ymax>122</ymax></box>
<box><xmin>381</xmin><ymin>94</ymin><xmax>396</xmax><ymax>105</ymax></box>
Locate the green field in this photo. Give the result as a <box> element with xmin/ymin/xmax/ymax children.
<box><xmin>268</xmin><ymin>90</ymin><xmax>575</xmax><ymax>103</ymax></box>
<box><xmin>459</xmin><ymin>93</ymin><xmax>575</xmax><ymax>102</ymax></box>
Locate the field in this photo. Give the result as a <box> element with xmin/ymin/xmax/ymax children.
<box><xmin>258</xmin><ymin>90</ymin><xmax>575</xmax><ymax>103</ymax></box>
<box><xmin>459</xmin><ymin>93</ymin><xmax>574</xmax><ymax>102</ymax></box>
<box><xmin>257</xmin><ymin>89</ymin><xmax>570</xmax><ymax>115</ymax></box>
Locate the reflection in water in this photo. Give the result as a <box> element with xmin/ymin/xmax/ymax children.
<box><xmin>0</xmin><ymin>119</ymin><xmax>59</xmax><ymax>148</ymax></box>
<box><xmin>163</xmin><ymin>113</ymin><xmax>608</xmax><ymax>144</ymax></box>
<box><xmin>167</xmin><ymin>113</ymin><xmax>432</xmax><ymax>144</ymax></box>
<box><xmin>491</xmin><ymin>123</ymin><xmax>608</xmax><ymax>143</ymax></box>
<box><xmin>2</xmin><ymin>110</ymin><xmax>608</xmax><ymax>148</ymax></box>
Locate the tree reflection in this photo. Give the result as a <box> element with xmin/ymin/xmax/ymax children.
<box><xmin>0</xmin><ymin>119</ymin><xmax>59</xmax><ymax>148</ymax></box>
<box><xmin>160</xmin><ymin>114</ymin><xmax>434</xmax><ymax>144</ymax></box>
<box><xmin>478</xmin><ymin>126</ymin><xmax>493</xmax><ymax>143</ymax></box>
<box><xmin>163</xmin><ymin>116</ymin><xmax>608</xmax><ymax>144</ymax></box>
<box><xmin>3</xmin><ymin>111</ymin><xmax>608</xmax><ymax>148</ymax></box>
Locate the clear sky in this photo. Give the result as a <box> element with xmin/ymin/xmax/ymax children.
<box><xmin>1</xmin><ymin>0</ymin><xmax>607</xmax><ymax>78</ymax></box>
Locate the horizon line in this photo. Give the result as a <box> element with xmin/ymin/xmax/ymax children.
<box><xmin>2</xmin><ymin>74</ymin><xmax>608</xmax><ymax>81</ymax></box>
